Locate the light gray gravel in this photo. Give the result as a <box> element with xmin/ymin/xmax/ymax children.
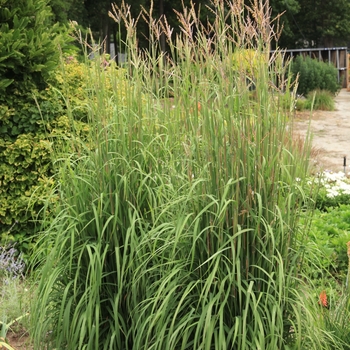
<box><xmin>292</xmin><ymin>89</ymin><xmax>350</xmax><ymax>173</ymax></box>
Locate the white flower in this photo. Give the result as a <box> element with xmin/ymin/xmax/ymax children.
<box><xmin>326</xmin><ymin>189</ymin><xmax>339</xmax><ymax>198</ymax></box>
<box><xmin>316</xmin><ymin>170</ymin><xmax>350</xmax><ymax>199</ymax></box>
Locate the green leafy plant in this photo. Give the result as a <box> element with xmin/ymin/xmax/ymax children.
<box><xmin>308</xmin><ymin>207</ymin><xmax>350</xmax><ymax>277</ymax></box>
<box><xmin>305</xmin><ymin>89</ymin><xmax>335</xmax><ymax>111</ymax></box>
<box><xmin>322</xmin><ymin>291</ymin><xmax>350</xmax><ymax>349</ymax></box>
<box><xmin>313</xmin><ymin>171</ymin><xmax>350</xmax><ymax>209</ymax></box>
<box><xmin>295</xmin><ymin>89</ymin><xmax>335</xmax><ymax>111</ymax></box>
<box><xmin>291</xmin><ymin>55</ymin><xmax>341</xmax><ymax>96</ymax></box>
<box><xmin>0</xmin><ymin>0</ymin><xmax>73</xmax><ymax>253</ymax></box>
<box><xmin>0</xmin><ymin>0</ymin><xmax>73</xmax><ymax>94</ymax></box>
<box><xmin>295</xmin><ymin>174</ymin><xmax>350</xmax><ymax>349</ymax></box>
<box><xmin>314</xmin><ymin>244</ymin><xmax>350</xmax><ymax>349</ymax></box>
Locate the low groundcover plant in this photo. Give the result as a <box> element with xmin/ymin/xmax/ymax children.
<box><xmin>0</xmin><ymin>245</ymin><xmax>28</xmax><ymax>349</ymax></box>
<box><xmin>321</xmin><ymin>171</ymin><xmax>350</xmax><ymax>198</ymax></box>
<box><xmin>0</xmin><ymin>245</ymin><xmax>25</xmax><ymax>281</ymax></box>
<box><xmin>313</xmin><ymin>171</ymin><xmax>350</xmax><ymax>209</ymax></box>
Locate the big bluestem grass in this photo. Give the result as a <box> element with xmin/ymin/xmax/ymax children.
<box><xmin>30</xmin><ymin>0</ymin><xmax>339</xmax><ymax>349</ymax></box>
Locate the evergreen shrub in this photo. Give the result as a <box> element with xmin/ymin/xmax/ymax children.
<box><xmin>0</xmin><ymin>71</ymin><xmax>82</xmax><ymax>253</ymax></box>
<box><xmin>0</xmin><ymin>0</ymin><xmax>63</xmax><ymax>252</ymax></box>
<box><xmin>291</xmin><ymin>55</ymin><xmax>340</xmax><ymax>96</ymax></box>
<box><xmin>0</xmin><ymin>0</ymin><xmax>70</xmax><ymax>93</ymax></box>
<box><xmin>0</xmin><ymin>51</ymin><xmax>130</xmax><ymax>255</ymax></box>
<box><xmin>0</xmin><ymin>0</ymin><xmax>99</xmax><ymax>254</ymax></box>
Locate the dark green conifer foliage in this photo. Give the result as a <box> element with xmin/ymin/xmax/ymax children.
<box><xmin>0</xmin><ymin>0</ymin><xmax>70</xmax><ymax>253</ymax></box>
<box><xmin>0</xmin><ymin>0</ymin><xmax>63</xmax><ymax>93</ymax></box>
<box><xmin>291</xmin><ymin>55</ymin><xmax>340</xmax><ymax>96</ymax></box>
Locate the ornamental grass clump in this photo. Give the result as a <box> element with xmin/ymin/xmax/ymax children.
<box><xmin>31</xmin><ymin>0</ymin><xmax>336</xmax><ymax>349</ymax></box>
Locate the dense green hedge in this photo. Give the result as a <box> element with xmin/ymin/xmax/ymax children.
<box><xmin>0</xmin><ymin>0</ymin><xmax>70</xmax><ymax>93</ymax></box>
<box><xmin>0</xmin><ymin>0</ymin><xmax>82</xmax><ymax>254</ymax></box>
<box><xmin>0</xmin><ymin>51</ymin><xmax>130</xmax><ymax>255</ymax></box>
<box><xmin>0</xmin><ymin>70</ymin><xmax>85</xmax><ymax>253</ymax></box>
<box><xmin>291</xmin><ymin>55</ymin><xmax>341</xmax><ymax>95</ymax></box>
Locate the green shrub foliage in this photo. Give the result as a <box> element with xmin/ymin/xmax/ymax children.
<box><xmin>0</xmin><ymin>50</ymin><xmax>128</xmax><ymax>254</ymax></box>
<box><xmin>1</xmin><ymin>88</ymin><xmax>59</xmax><ymax>252</ymax></box>
<box><xmin>0</xmin><ymin>0</ymin><xmax>81</xmax><ymax>253</ymax></box>
<box><xmin>0</xmin><ymin>0</ymin><xmax>67</xmax><ymax>93</ymax></box>
<box><xmin>291</xmin><ymin>55</ymin><xmax>340</xmax><ymax>96</ymax></box>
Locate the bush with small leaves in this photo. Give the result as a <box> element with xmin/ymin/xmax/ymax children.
<box><xmin>291</xmin><ymin>55</ymin><xmax>340</xmax><ymax>96</ymax></box>
<box><xmin>0</xmin><ymin>54</ymin><xmax>130</xmax><ymax>256</ymax></box>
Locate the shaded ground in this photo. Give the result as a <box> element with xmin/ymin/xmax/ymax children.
<box><xmin>293</xmin><ymin>89</ymin><xmax>350</xmax><ymax>173</ymax></box>
<box><xmin>5</xmin><ymin>330</ymin><xmax>33</xmax><ymax>350</ymax></box>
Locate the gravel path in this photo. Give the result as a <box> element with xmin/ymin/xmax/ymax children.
<box><xmin>292</xmin><ymin>89</ymin><xmax>350</xmax><ymax>173</ymax></box>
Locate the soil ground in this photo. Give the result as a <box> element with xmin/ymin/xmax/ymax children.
<box><xmin>5</xmin><ymin>330</ymin><xmax>33</xmax><ymax>350</ymax></box>
<box><xmin>292</xmin><ymin>89</ymin><xmax>350</xmax><ymax>173</ymax></box>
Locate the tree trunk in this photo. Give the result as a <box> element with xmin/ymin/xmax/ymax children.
<box><xmin>112</xmin><ymin>24</ymin><xmax>118</xmax><ymax>63</ymax></box>
<box><xmin>99</xmin><ymin>2</ymin><xmax>111</xmax><ymax>55</ymax></box>
<box><xmin>159</xmin><ymin>0</ymin><xmax>166</xmax><ymax>54</ymax></box>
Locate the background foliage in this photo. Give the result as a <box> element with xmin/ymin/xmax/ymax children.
<box><xmin>0</xmin><ymin>47</ymin><xmax>129</xmax><ymax>254</ymax></box>
<box><xmin>308</xmin><ymin>205</ymin><xmax>350</xmax><ymax>280</ymax></box>
<box><xmin>0</xmin><ymin>0</ymin><xmax>63</xmax><ymax>250</ymax></box>
<box><xmin>291</xmin><ymin>55</ymin><xmax>340</xmax><ymax>96</ymax></box>
<box><xmin>0</xmin><ymin>0</ymin><xmax>86</xmax><ymax>252</ymax></box>
<box><xmin>47</xmin><ymin>0</ymin><xmax>350</xmax><ymax>53</ymax></box>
